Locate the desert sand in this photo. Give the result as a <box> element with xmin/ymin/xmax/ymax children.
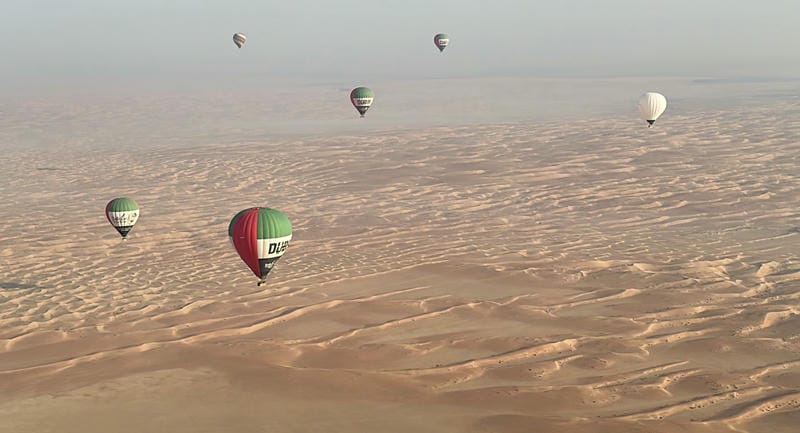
<box><xmin>0</xmin><ymin>80</ymin><xmax>798</xmax><ymax>432</ymax></box>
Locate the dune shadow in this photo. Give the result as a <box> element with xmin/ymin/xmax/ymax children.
<box><xmin>35</xmin><ymin>167</ymin><xmax>66</xmax><ymax>171</ymax></box>
<box><xmin>0</xmin><ymin>282</ymin><xmax>38</xmax><ymax>290</ymax></box>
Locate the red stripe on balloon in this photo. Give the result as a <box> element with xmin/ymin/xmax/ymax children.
<box><xmin>232</xmin><ymin>207</ymin><xmax>261</xmax><ymax>278</ymax></box>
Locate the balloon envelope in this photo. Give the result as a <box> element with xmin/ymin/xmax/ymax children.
<box><xmin>434</xmin><ymin>33</ymin><xmax>449</xmax><ymax>52</ymax></box>
<box><xmin>229</xmin><ymin>207</ymin><xmax>292</xmax><ymax>285</ymax></box>
<box><xmin>106</xmin><ymin>197</ymin><xmax>139</xmax><ymax>238</ymax></box>
<box><xmin>638</xmin><ymin>92</ymin><xmax>667</xmax><ymax>127</ymax></box>
<box><xmin>233</xmin><ymin>33</ymin><xmax>247</xmax><ymax>48</ymax></box>
<box><xmin>350</xmin><ymin>87</ymin><xmax>374</xmax><ymax>117</ymax></box>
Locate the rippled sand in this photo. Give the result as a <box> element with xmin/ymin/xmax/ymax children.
<box><xmin>1</xmin><ymin>95</ymin><xmax>799</xmax><ymax>433</ymax></box>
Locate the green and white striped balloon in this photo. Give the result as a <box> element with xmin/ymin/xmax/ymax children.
<box><xmin>105</xmin><ymin>197</ymin><xmax>139</xmax><ymax>238</ymax></box>
<box><xmin>350</xmin><ymin>87</ymin><xmax>374</xmax><ymax>118</ymax></box>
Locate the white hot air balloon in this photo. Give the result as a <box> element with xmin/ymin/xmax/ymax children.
<box><xmin>638</xmin><ymin>92</ymin><xmax>667</xmax><ymax>128</ymax></box>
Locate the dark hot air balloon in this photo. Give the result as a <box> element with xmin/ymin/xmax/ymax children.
<box><xmin>233</xmin><ymin>33</ymin><xmax>247</xmax><ymax>48</ymax></box>
<box><xmin>434</xmin><ymin>33</ymin><xmax>449</xmax><ymax>52</ymax></box>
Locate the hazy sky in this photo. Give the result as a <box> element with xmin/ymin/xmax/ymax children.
<box><xmin>1</xmin><ymin>1</ymin><xmax>799</xmax><ymax>94</ymax></box>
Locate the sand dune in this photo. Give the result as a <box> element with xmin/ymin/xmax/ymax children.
<box><xmin>0</xmin><ymin>92</ymin><xmax>798</xmax><ymax>432</ymax></box>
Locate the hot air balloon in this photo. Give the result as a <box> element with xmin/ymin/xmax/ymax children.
<box><xmin>350</xmin><ymin>87</ymin><xmax>374</xmax><ymax>118</ymax></box>
<box><xmin>229</xmin><ymin>207</ymin><xmax>292</xmax><ymax>286</ymax></box>
<box><xmin>106</xmin><ymin>197</ymin><xmax>139</xmax><ymax>238</ymax></box>
<box><xmin>638</xmin><ymin>92</ymin><xmax>667</xmax><ymax>127</ymax></box>
<box><xmin>233</xmin><ymin>33</ymin><xmax>247</xmax><ymax>48</ymax></box>
<box><xmin>434</xmin><ymin>33</ymin><xmax>449</xmax><ymax>52</ymax></box>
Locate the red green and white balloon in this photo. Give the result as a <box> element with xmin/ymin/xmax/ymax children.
<box><xmin>229</xmin><ymin>207</ymin><xmax>292</xmax><ymax>285</ymax></box>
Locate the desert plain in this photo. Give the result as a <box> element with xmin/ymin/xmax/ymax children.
<box><xmin>0</xmin><ymin>78</ymin><xmax>799</xmax><ymax>432</ymax></box>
